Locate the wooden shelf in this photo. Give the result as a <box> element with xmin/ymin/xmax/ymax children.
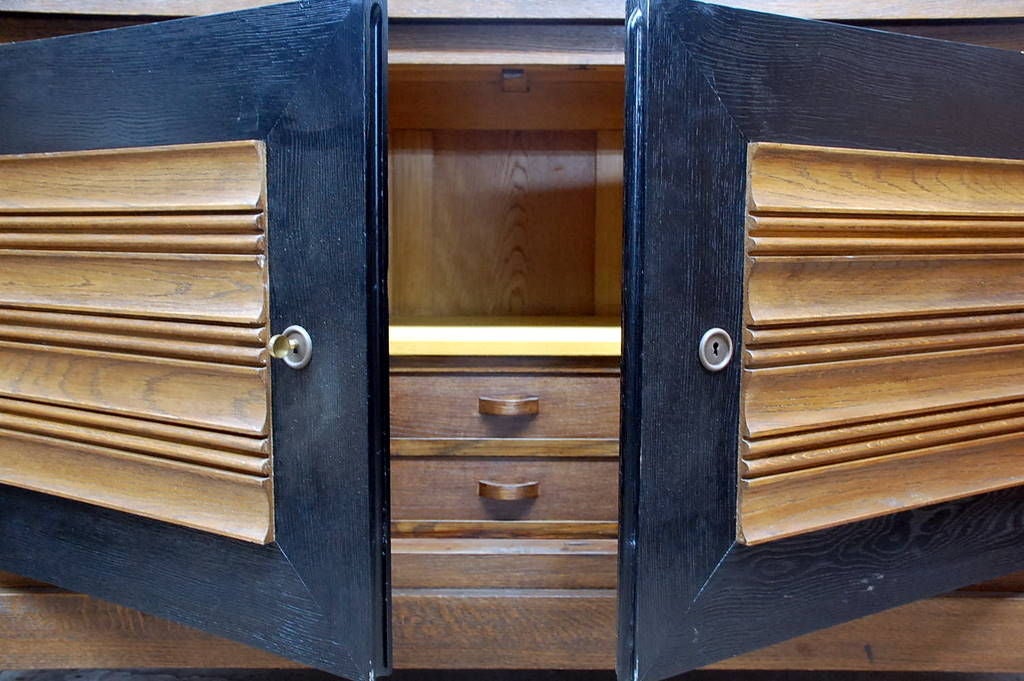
<box><xmin>390</xmin><ymin>317</ymin><xmax>620</xmax><ymax>356</ymax></box>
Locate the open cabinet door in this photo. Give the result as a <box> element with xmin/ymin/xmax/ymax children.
<box><xmin>0</xmin><ymin>1</ymin><xmax>389</xmax><ymax>678</ymax></box>
<box><xmin>620</xmin><ymin>1</ymin><xmax>1024</xmax><ymax>679</ymax></box>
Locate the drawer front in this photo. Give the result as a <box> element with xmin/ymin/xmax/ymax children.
<box><xmin>391</xmin><ymin>374</ymin><xmax>619</xmax><ymax>438</ymax></box>
<box><xmin>391</xmin><ymin>458</ymin><xmax>618</xmax><ymax>522</ymax></box>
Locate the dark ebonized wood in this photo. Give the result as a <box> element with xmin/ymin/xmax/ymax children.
<box><xmin>0</xmin><ymin>2</ymin><xmax>390</xmax><ymax>678</ymax></box>
<box><xmin>618</xmin><ymin>2</ymin><xmax>1024</xmax><ymax>680</ymax></box>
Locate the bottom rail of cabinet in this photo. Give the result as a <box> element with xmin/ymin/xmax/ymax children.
<box><xmin>0</xmin><ymin>587</ymin><xmax>1023</xmax><ymax>672</ymax></box>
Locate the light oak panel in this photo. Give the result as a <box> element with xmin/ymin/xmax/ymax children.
<box><xmin>3</xmin><ymin>585</ymin><xmax>1024</xmax><ymax>671</ymax></box>
<box><xmin>0</xmin><ymin>140</ymin><xmax>264</xmax><ymax>213</ymax></box>
<box><xmin>390</xmin><ymin>23</ymin><xmax>625</xmax><ymax>66</ymax></box>
<box><xmin>392</xmin><ymin>437</ymin><xmax>617</xmax><ymax>458</ymax></box>
<box><xmin>748</xmin><ymin>142</ymin><xmax>1024</xmax><ymax>217</ymax></box>
<box><xmin>594</xmin><ymin>129</ymin><xmax>624</xmax><ymax>316</ymax></box>
<box><xmin>0</xmin><ymin>396</ymin><xmax>268</xmax><ymax>473</ymax></box>
<box><xmin>739</xmin><ymin>142</ymin><xmax>1024</xmax><ymax>545</ymax></box>
<box><xmin>392</xmin><ymin>457</ymin><xmax>619</xmax><ymax>522</ymax></box>
<box><xmin>0</xmin><ymin>251</ymin><xmax>266</xmax><ymax>323</ymax></box>
<box><xmin>392</xmin><ymin>520</ymin><xmax>618</xmax><ymax>539</ymax></box>
<box><xmin>391</xmin><ymin>538</ymin><xmax>618</xmax><ymax>589</ymax></box>
<box><xmin>390</xmin><ymin>78</ymin><xmax>623</xmax><ymax>131</ymax></box>
<box><xmin>740</xmin><ymin>432</ymin><xmax>1024</xmax><ymax>545</ymax></box>
<box><xmin>0</xmin><ymin>342</ymin><xmax>268</xmax><ymax>435</ymax></box>
<box><xmin>747</xmin><ymin>256</ymin><xmax>1024</xmax><ymax>326</ymax></box>
<box><xmin>743</xmin><ymin>345</ymin><xmax>1024</xmax><ymax>438</ymax></box>
<box><xmin>391</xmin><ymin>373</ymin><xmax>620</xmax><ymax>439</ymax></box>
<box><xmin>0</xmin><ymin>428</ymin><xmax>272</xmax><ymax>543</ymax></box>
<box><xmin>389</xmin><ymin>130</ymin><xmax>597</xmax><ymax>317</ymax></box>
<box><xmin>0</xmin><ymin>141</ymin><xmax>273</xmax><ymax>543</ymax></box>
<box><xmin>6</xmin><ymin>0</ymin><xmax>1024</xmax><ymax>20</ymax></box>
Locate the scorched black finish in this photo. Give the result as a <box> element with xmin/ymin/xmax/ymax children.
<box><xmin>0</xmin><ymin>1</ymin><xmax>390</xmax><ymax>678</ymax></box>
<box><xmin>618</xmin><ymin>2</ymin><xmax>1024</xmax><ymax>680</ymax></box>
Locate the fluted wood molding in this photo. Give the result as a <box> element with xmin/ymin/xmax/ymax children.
<box><xmin>0</xmin><ymin>140</ymin><xmax>273</xmax><ymax>543</ymax></box>
<box><xmin>739</xmin><ymin>142</ymin><xmax>1024</xmax><ymax>545</ymax></box>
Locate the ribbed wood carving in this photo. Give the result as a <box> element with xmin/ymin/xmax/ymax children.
<box><xmin>738</xmin><ymin>142</ymin><xmax>1024</xmax><ymax>545</ymax></box>
<box><xmin>0</xmin><ymin>141</ymin><xmax>273</xmax><ymax>544</ymax></box>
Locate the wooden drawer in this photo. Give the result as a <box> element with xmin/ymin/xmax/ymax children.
<box><xmin>391</xmin><ymin>373</ymin><xmax>619</xmax><ymax>439</ymax></box>
<box><xmin>391</xmin><ymin>457</ymin><xmax>618</xmax><ymax>522</ymax></box>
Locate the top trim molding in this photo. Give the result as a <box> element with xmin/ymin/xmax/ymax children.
<box><xmin>1</xmin><ymin>0</ymin><xmax>1022</xmax><ymax>21</ymax></box>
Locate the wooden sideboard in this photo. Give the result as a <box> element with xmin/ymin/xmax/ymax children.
<box><xmin>2</xmin><ymin>0</ymin><xmax>1024</xmax><ymax>674</ymax></box>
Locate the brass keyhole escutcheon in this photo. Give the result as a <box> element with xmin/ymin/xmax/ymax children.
<box><xmin>268</xmin><ymin>325</ymin><xmax>313</xmax><ymax>370</ymax></box>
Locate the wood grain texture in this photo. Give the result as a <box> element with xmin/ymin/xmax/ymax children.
<box><xmin>477</xmin><ymin>479</ymin><xmax>542</xmax><ymax>501</ymax></box>
<box><xmin>865</xmin><ymin>19</ymin><xmax>1024</xmax><ymax>51</ymax></box>
<box><xmin>6</xmin><ymin>0</ymin><xmax>1024</xmax><ymax>20</ymax></box>
<box><xmin>392</xmin><ymin>538</ymin><xmax>619</xmax><ymax>589</ymax></box>
<box><xmin>477</xmin><ymin>395</ymin><xmax>540</xmax><ymax>416</ymax></box>
<box><xmin>390</xmin><ymin>77</ymin><xmax>623</xmax><ymax>131</ymax></box>
<box><xmin>739</xmin><ymin>143</ymin><xmax>1024</xmax><ymax>545</ymax></box>
<box><xmin>595</xmin><ymin>130</ymin><xmax>624</xmax><ymax>316</ymax></box>
<box><xmin>389</xmin><ymin>130</ymin><xmax>597</xmax><ymax>316</ymax></box>
<box><xmin>0</xmin><ymin>140</ymin><xmax>265</xmax><ymax>213</ymax></box>
<box><xmin>392</xmin><ymin>457</ymin><xmax>618</xmax><ymax>522</ymax></box>
<box><xmin>748</xmin><ymin>142</ymin><xmax>1024</xmax><ymax>216</ymax></box>
<box><xmin>0</xmin><ymin>141</ymin><xmax>272</xmax><ymax>543</ymax></box>
<box><xmin>5</xmin><ymin>16</ymin><xmax>1024</xmax><ymax>68</ymax></box>
<box><xmin>391</xmin><ymin>373</ymin><xmax>620</xmax><ymax>438</ymax></box>
<box><xmin>392</xmin><ymin>520</ymin><xmax>618</xmax><ymax>539</ymax></box>
<box><xmin>392</xmin><ymin>437</ymin><xmax>617</xmax><ymax>458</ymax></box>
<box><xmin>5</xmin><ymin>584</ymin><xmax>1024</xmax><ymax>671</ymax></box>
<box><xmin>0</xmin><ymin>1</ymin><xmax>389</xmax><ymax>675</ymax></box>
<box><xmin>390</xmin><ymin>23</ymin><xmax>625</xmax><ymax>66</ymax></box>
<box><xmin>0</xmin><ymin>14</ymin><xmax>150</xmax><ymax>43</ymax></box>
<box><xmin>621</xmin><ymin>3</ymin><xmax>1024</xmax><ymax>679</ymax></box>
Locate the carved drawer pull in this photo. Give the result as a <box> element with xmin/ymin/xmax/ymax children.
<box><xmin>478</xmin><ymin>395</ymin><xmax>540</xmax><ymax>416</ymax></box>
<box><xmin>477</xmin><ymin>479</ymin><xmax>541</xmax><ymax>501</ymax></box>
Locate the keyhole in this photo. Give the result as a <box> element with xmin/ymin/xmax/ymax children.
<box><xmin>698</xmin><ymin>327</ymin><xmax>733</xmax><ymax>372</ymax></box>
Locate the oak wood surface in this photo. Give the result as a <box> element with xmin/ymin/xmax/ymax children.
<box><xmin>620</xmin><ymin>3</ymin><xmax>1024</xmax><ymax>678</ymax></box>
<box><xmin>3</xmin><ymin>582</ymin><xmax>1024</xmax><ymax>671</ymax></box>
<box><xmin>5</xmin><ymin>0</ymin><xmax>1024</xmax><ymax>20</ymax></box>
<box><xmin>391</xmin><ymin>373</ymin><xmax>620</xmax><ymax>438</ymax></box>
<box><xmin>477</xmin><ymin>395</ymin><xmax>541</xmax><ymax>417</ymax></box>
<box><xmin>4</xmin><ymin>12</ymin><xmax>1022</xmax><ymax>68</ymax></box>
<box><xmin>390</xmin><ymin>538</ymin><xmax>619</xmax><ymax>589</ymax></box>
<box><xmin>0</xmin><ymin>140</ymin><xmax>265</xmax><ymax>212</ymax></box>
<box><xmin>595</xmin><ymin>130</ymin><xmax>625</xmax><ymax>316</ymax></box>
<box><xmin>389</xmin><ymin>130</ymin><xmax>597</xmax><ymax>316</ymax></box>
<box><xmin>3</xmin><ymin>556</ymin><xmax>1022</xmax><ymax>600</ymax></box>
<box><xmin>389</xmin><ymin>23</ymin><xmax>626</xmax><ymax>66</ymax></box>
<box><xmin>392</xmin><ymin>458</ymin><xmax>618</xmax><ymax>522</ymax></box>
<box><xmin>391</xmin><ymin>520</ymin><xmax>619</xmax><ymax>539</ymax></box>
<box><xmin>0</xmin><ymin>140</ymin><xmax>273</xmax><ymax>543</ymax></box>
<box><xmin>392</xmin><ymin>438</ymin><xmax>618</xmax><ymax>458</ymax></box>
<box><xmin>477</xmin><ymin>479</ymin><xmax>542</xmax><ymax>501</ymax></box>
<box><xmin>739</xmin><ymin>142</ymin><xmax>1024</xmax><ymax>544</ymax></box>
<box><xmin>390</xmin><ymin>77</ymin><xmax>623</xmax><ymax>130</ymax></box>
<box><xmin>864</xmin><ymin>19</ymin><xmax>1024</xmax><ymax>51</ymax></box>
<box><xmin>0</xmin><ymin>1</ymin><xmax>390</xmax><ymax>674</ymax></box>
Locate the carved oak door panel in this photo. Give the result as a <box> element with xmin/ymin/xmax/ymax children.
<box><xmin>0</xmin><ymin>1</ymin><xmax>389</xmax><ymax>678</ymax></box>
<box><xmin>620</xmin><ymin>2</ymin><xmax>1024</xmax><ymax>679</ymax></box>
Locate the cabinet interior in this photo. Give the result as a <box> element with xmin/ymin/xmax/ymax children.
<box><xmin>388</xmin><ymin>65</ymin><xmax>625</xmax><ymax>356</ymax></box>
